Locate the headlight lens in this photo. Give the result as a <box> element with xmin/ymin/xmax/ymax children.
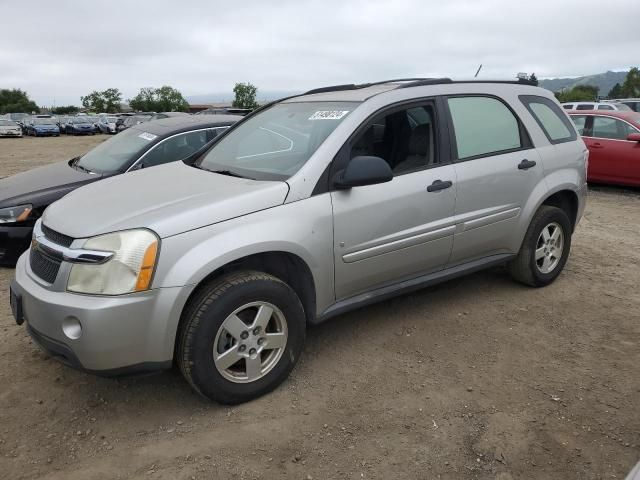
<box><xmin>0</xmin><ymin>204</ymin><xmax>32</xmax><ymax>223</ymax></box>
<box><xmin>67</xmin><ymin>229</ymin><xmax>159</xmax><ymax>295</ymax></box>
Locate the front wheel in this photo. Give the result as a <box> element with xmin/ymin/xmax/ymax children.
<box><xmin>177</xmin><ymin>271</ymin><xmax>306</xmax><ymax>404</ymax></box>
<box><xmin>508</xmin><ymin>206</ymin><xmax>572</xmax><ymax>287</ymax></box>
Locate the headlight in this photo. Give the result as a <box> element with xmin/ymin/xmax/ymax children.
<box><xmin>0</xmin><ymin>204</ymin><xmax>32</xmax><ymax>223</ymax></box>
<box><xmin>67</xmin><ymin>229</ymin><xmax>159</xmax><ymax>295</ymax></box>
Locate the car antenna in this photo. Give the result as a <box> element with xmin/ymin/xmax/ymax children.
<box><xmin>474</xmin><ymin>64</ymin><xmax>483</xmax><ymax>78</ymax></box>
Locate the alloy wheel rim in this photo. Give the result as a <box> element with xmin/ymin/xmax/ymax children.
<box><xmin>535</xmin><ymin>222</ymin><xmax>564</xmax><ymax>274</ymax></box>
<box><xmin>213</xmin><ymin>301</ymin><xmax>288</xmax><ymax>383</ymax></box>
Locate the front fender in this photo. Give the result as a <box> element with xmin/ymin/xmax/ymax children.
<box><xmin>153</xmin><ymin>195</ymin><xmax>335</xmax><ymax>314</ymax></box>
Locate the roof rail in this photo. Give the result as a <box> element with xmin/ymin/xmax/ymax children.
<box><xmin>396</xmin><ymin>78</ymin><xmax>453</xmax><ymax>88</ymax></box>
<box><xmin>302</xmin><ymin>78</ymin><xmax>433</xmax><ymax>96</ymax></box>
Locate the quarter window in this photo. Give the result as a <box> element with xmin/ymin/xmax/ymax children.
<box><xmin>447</xmin><ymin>96</ymin><xmax>522</xmax><ymax>159</ymax></box>
<box><xmin>520</xmin><ymin>95</ymin><xmax>578</xmax><ymax>144</ymax></box>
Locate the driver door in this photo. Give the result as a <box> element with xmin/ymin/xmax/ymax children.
<box><xmin>331</xmin><ymin>101</ymin><xmax>457</xmax><ymax>300</ymax></box>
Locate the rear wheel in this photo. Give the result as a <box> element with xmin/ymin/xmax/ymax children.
<box><xmin>508</xmin><ymin>206</ymin><xmax>572</xmax><ymax>287</ymax></box>
<box><xmin>177</xmin><ymin>271</ymin><xmax>306</xmax><ymax>404</ymax></box>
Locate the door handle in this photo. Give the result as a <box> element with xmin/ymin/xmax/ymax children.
<box><xmin>518</xmin><ymin>159</ymin><xmax>537</xmax><ymax>170</ymax></box>
<box><xmin>427</xmin><ymin>180</ymin><xmax>453</xmax><ymax>192</ymax></box>
<box><xmin>591</xmin><ymin>142</ymin><xmax>604</xmax><ymax>149</ymax></box>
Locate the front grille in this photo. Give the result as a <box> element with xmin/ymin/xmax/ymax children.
<box><xmin>42</xmin><ymin>224</ymin><xmax>74</xmax><ymax>247</ymax></box>
<box><xmin>30</xmin><ymin>248</ymin><xmax>62</xmax><ymax>284</ymax></box>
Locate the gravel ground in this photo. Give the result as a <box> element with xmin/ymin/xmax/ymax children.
<box><xmin>0</xmin><ymin>135</ymin><xmax>639</xmax><ymax>480</ymax></box>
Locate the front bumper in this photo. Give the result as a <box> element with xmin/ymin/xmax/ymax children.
<box><xmin>0</xmin><ymin>225</ymin><xmax>33</xmax><ymax>266</ymax></box>
<box><xmin>0</xmin><ymin>131</ymin><xmax>22</xmax><ymax>137</ymax></box>
<box><xmin>11</xmin><ymin>252</ymin><xmax>195</xmax><ymax>374</ymax></box>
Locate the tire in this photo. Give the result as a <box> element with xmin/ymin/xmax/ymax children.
<box><xmin>177</xmin><ymin>271</ymin><xmax>306</xmax><ymax>404</ymax></box>
<box><xmin>508</xmin><ymin>206</ymin><xmax>572</xmax><ymax>287</ymax></box>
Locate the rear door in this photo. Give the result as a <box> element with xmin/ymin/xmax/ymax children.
<box><xmin>445</xmin><ymin>95</ymin><xmax>544</xmax><ymax>265</ymax></box>
<box><xmin>331</xmin><ymin>100</ymin><xmax>457</xmax><ymax>299</ymax></box>
<box><xmin>585</xmin><ymin>115</ymin><xmax>640</xmax><ymax>185</ymax></box>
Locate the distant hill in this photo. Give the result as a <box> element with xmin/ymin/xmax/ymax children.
<box><xmin>539</xmin><ymin>70</ymin><xmax>628</xmax><ymax>96</ymax></box>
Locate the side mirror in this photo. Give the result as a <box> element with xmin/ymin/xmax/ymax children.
<box><xmin>627</xmin><ymin>133</ymin><xmax>640</xmax><ymax>142</ymax></box>
<box><xmin>333</xmin><ymin>156</ymin><xmax>393</xmax><ymax>189</ymax></box>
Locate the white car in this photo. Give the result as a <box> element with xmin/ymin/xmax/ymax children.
<box><xmin>0</xmin><ymin>119</ymin><xmax>23</xmax><ymax>137</ymax></box>
<box><xmin>561</xmin><ymin>101</ymin><xmax>632</xmax><ymax>111</ymax></box>
<box><xmin>98</xmin><ymin>115</ymin><xmax>118</xmax><ymax>134</ymax></box>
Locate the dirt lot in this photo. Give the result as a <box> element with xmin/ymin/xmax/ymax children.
<box><xmin>0</xmin><ymin>135</ymin><xmax>639</xmax><ymax>480</ymax></box>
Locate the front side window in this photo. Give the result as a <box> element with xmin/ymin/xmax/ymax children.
<box><xmin>142</xmin><ymin>130</ymin><xmax>213</xmax><ymax>167</ymax></box>
<box><xmin>598</xmin><ymin>104</ymin><xmax>614</xmax><ymax>111</ymax></box>
<box><xmin>197</xmin><ymin>101</ymin><xmax>357</xmax><ymax>180</ymax></box>
<box><xmin>591</xmin><ymin>117</ymin><xmax>638</xmax><ymax>140</ymax></box>
<box><xmin>447</xmin><ymin>96</ymin><xmax>522</xmax><ymax>159</ymax></box>
<box><xmin>349</xmin><ymin>104</ymin><xmax>438</xmax><ymax>174</ymax></box>
<box><xmin>520</xmin><ymin>95</ymin><xmax>577</xmax><ymax>144</ymax></box>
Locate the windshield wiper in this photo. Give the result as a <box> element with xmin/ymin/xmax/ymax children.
<box><xmin>210</xmin><ymin>170</ymin><xmax>253</xmax><ymax>180</ymax></box>
<box><xmin>74</xmin><ymin>163</ymin><xmax>94</xmax><ymax>174</ymax></box>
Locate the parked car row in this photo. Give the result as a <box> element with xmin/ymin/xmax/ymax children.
<box><xmin>6</xmin><ymin>78</ymin><xmax>590</xmax><ymax>404</ymax></box>
<box><xmin>562</xmin><ymin>98</ymin><xmax>640</xmax><ymax>112</ymax></box>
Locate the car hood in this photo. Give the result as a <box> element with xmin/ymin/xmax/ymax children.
<box><xmin>43</xmin><ymin>161</ymin><xmax>290</xmax><ymax>239</ymax></box>
<box><xmin>0</xmin><ymin>160</ymin><xmax>101</xmax><ymax>208</ymax></box>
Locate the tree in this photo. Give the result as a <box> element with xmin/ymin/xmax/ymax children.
<box><xmin>51</xmin><ymin>105</ymin><xmax>79</xmax><ymax>115</ymax></box>
<box><xmin>81</xmin><ymin>88</ymin><xmax>122</xmax><ymax>113</ymax></box>
<box><xmin>232</xmin><ymin>82</ymin><xmax>259</xmax><ymax>110</ymax></box>
<box><xmin>607</xmin><ymin>83</ymin><xmax>624</xmax><ymax>99</ymax></box>
<box><xmin>0</xmin><ymin>88</ymin><xmax>39</xmax><ymax>114</ymax></box>
<box><xmin>555</xmin><ymin>85</ymin><xmax>599</xmax><ymax>103</ymax></box>
<box><xmin>621</xmin><ymin>67</ymin><xmax>640</xmax><ymax>97</ymax></box>
<box><xmin>528</xmin><ymin>73</ymin><xmax>538</xmax><ymax>86</ymax></box>
<box><xmin>128</xmin><ymin>86</ymin><xmax>189</xmax><ymax>112</ymax></box>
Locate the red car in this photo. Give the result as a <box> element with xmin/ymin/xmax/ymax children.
<box><xmin>568</xmin><ymin>110</ymin><xmax>640</xmax><ymax>187</ymax></box>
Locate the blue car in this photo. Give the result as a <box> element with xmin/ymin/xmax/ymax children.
<box><xmin>66</xmin><ymin>117</ymin><xmax>97</xmax><ymax>135</ymax></box>
<box><xmin>26</xmin><ymin>118</ymin><xmax>60</xmax><ymax>137</ymax></box>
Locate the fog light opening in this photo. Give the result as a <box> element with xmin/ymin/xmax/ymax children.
<box><xmin>62</xmin><ymin>317</ymin><xmax>82</xmax><ymax>340</ymax></box>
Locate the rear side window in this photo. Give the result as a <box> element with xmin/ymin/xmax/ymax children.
<box><xmin>447</xmin><ymin>96</ymin><xmax>522</xmax><ymax>159</ymax></box>
<box><xmin>576</xmin><ymin>104</ymin><xmax>594</xmax><ymax>110</ymax></box>
<box><xmin>569</xmin><ymin>115</ymin><xmax>588</xmax><ymax>135</ymax></box>
<box><xmin>520</xmin><ymin>95</ymin><xmax>578</xmax><ymax>144</ymax></box>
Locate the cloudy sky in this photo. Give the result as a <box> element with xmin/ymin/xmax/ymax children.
<box><xmin>1</xmin><ymin>0</ymin><xmax>638</xmax><ymax>107</ymax></box>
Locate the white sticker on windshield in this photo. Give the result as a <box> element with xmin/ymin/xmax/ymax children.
<box><xmin>309</xmin><ymin>110</ymin><xmax>350</xmax><ymax>120</ymax></box>
<box><xmin>138</xmin><ymin>132</ymin><xmax>158</xmax><ymax>141</ymax></box>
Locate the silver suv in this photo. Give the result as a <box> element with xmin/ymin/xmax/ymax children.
<box><xmin>10</xmin><ymin>78</ymin><xmax>588</xmax><ymax>404</ymax></box>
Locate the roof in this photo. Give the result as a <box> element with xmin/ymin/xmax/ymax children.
<box><xmin>130</xmin><ymin>114</ymin><xmax>242</xmax><ymax>135</ymax></box>
<box><xmin>567</xmin><ymin>109</ymin><xmax>640</xmax><ymax>125</ymax></box>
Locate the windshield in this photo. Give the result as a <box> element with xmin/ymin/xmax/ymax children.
<box><xmin>75</xmin><ymin>127</ymin><xmax>159</xmax><ymax>173</ymax></box>
<box><xmin>615</xmin><ymin>103</ymin><xmax>633</xmax><ymax>111</ymax></box>
<box><xmin>72</xmin><ymin>118</ymin><xmax>91</xmax><ymax>124</ymax></box>
<box><xmin>34</xmin><ymin>118</ymin><xmax>55</xmax><ymax>125</ymax></box>
<box><xmin>197</xmin><ymin>101</ymin><xmax>358</xmax><ymax>180</ymax></box>
<box><xmin>105</xmin><ymin>116</ymin><xmax>117</xmax><ymax>122</ymax></box>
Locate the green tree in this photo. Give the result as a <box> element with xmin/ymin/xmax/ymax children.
<box><xmin>528</xmin><ymin>73</ymin><xmax>538</xmax><ymax>86</ymax></box>
<box><xmin>128</xmin><ymin>86</ymin><xmax>189</xmax><ymax>112</ymax></box>
<box><xmin>51</xmin><ymin>105</ymin><xmax>80</xmax><ymax>115</ymax></box>
<box><xmin>555</xmin><ymin>85</ymin><xmax>599</xmax><ymax>103</ymax></box>
<box><xmin>621</xmin><ymin>67</ymin><xmax>640</xmax><ymax>97</ymax></box>
<box><xmin>0</xmin><ymin>88</ymin><xmax>39</xmax><ymax>114</ymax></box>
<box><xmin>232</xmin><ymin>82</ymin><xmax>259</xmax><ymax>110</ymax></box>
<box><xmin>607</xmin><ymin>83</ymin><xmax>624</xmax><ymax>99</ymax></box>
<box><xmin>81</xmin><ymin>88</ymin><xmax>122</xmax><ymax>113</ymax></box>
<box><xmin>102</xmin><ymin>88</ymin><xmax>123</xmax><ymax>113</ymax></box>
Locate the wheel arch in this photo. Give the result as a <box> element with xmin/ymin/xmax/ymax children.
<box><xmin>174</xmin><ymin>250</ymin><xmax>318</xmax><ymax>355</ymax></box>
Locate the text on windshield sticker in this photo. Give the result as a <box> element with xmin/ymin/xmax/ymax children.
<box><xmin>309</xmin><ymin>110</ymin><xmax>350</xmax><ymax>120</ymax></box>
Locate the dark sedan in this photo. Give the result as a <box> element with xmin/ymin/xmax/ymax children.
<box><xmin>26</xmin><ymin>118</ymin><xmax>60</xmax><ymax>137</ymax></box>
<box><xmin>66</xmin><ymin>117</ymin><xmax>98</xmax><ymax>135</ymax></box>
<box><xmin>0</xmin><ymin>115</ymin><xmax>240</xmax><ymax>266</ymax></box>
